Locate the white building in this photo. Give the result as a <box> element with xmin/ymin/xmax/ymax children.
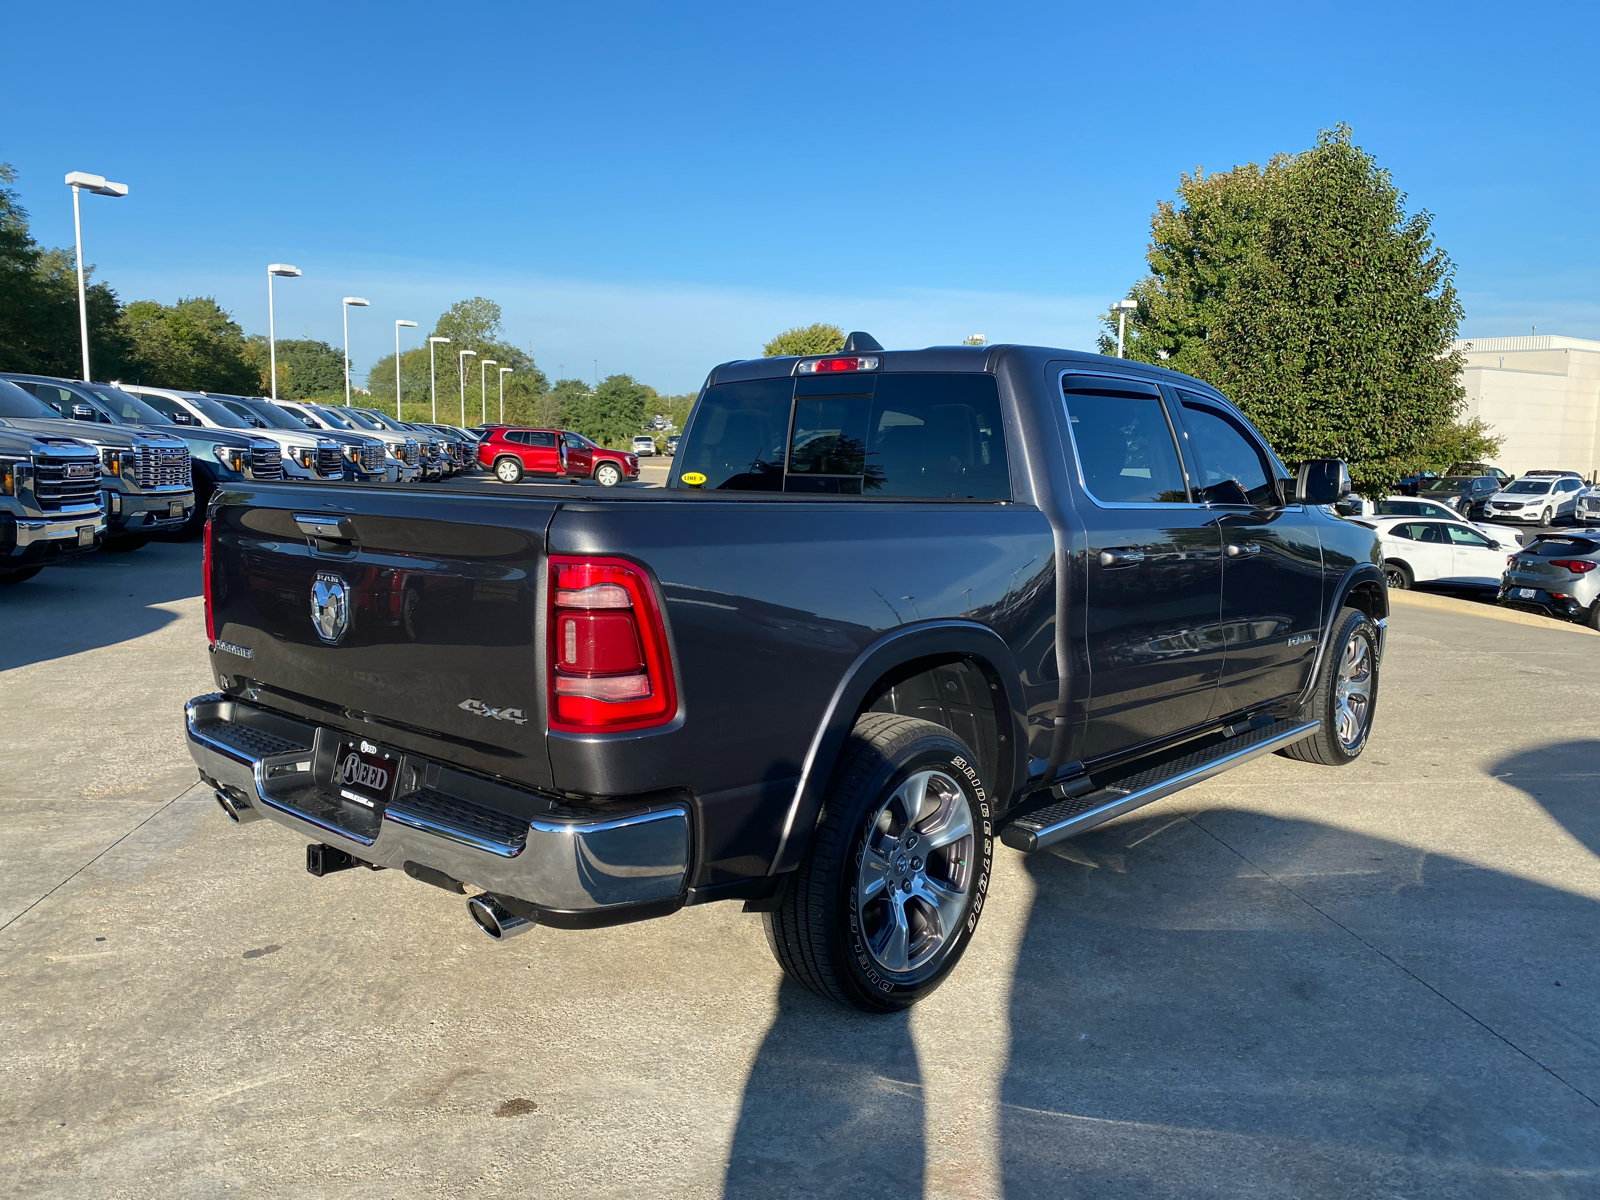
<box><xmin>1453</xmin><ymin>335</ymin><xmax>1600</xmax><ymax>481</ymax></box>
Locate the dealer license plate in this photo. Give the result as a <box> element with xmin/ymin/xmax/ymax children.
<box><xmin>332</xmin><ymin>739</ymin><xmax>399</xmax><ymax>808</ymax></box>
<box><xmin>1513</xmin><ymin>588</ymin><xmax>1536</xmax><ymax>599</ymax></box>
<box><xmin>76</xmin><ymin>526</ymin><xmax>96</xmax><ymax>547</ymax></box>
<box><xmin>169</xmin><ymin>500</ymin><xmax>184</xmax><ymax>518</ymax></box>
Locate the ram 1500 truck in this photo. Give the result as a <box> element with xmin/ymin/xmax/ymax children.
<box><xmin>0</xmin><ymin>427</ymin><xmax>105</xmax><ymax>583</ymax></box>
<box><xmin>185</xmin><ymin>337</ymin><xmax>1386</xmax><ymax>1012</ymax></box>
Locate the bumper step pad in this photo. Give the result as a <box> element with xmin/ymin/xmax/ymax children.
<box><xmin>1001</xmin><ymin>718</ymin><xmax>1319</xmax><ymax>853</ymax></box>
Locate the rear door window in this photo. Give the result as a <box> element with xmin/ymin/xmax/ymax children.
<box><xmin>1062</xmin><ymin>379</ymin><xmax>1188</xmax><ymax>504</ymax></box>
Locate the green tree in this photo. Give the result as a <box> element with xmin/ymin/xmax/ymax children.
<box><xmin>1103</xmin><ymin>127</ymin><xmax>1466</xmax><ymax>496</ymax></box>
<box><xmin>569</xmin><ymin>374</ymin><xmax>654</xmax><ymax>446</ymax></box>
<box><xmin>118</xmin><ymin>297</ymin><xmax>259</xmax><ymax>393</ymax></box>
<box><xmin>245</xmin><ymin>335</ymin><xmax>347</xmax><ymax>400</ymax></box>
<box><xmin>0</xmin><ymin>164</ymin><xmax>132</xmax><ymax>379</ymax></box>
<box><xmin>763</xmin><ymin>323</ymin><xmax>844</xmax><ymax>357</ymax></box>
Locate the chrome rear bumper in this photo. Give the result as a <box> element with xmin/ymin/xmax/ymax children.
<box><xmin>185</xmin><ymin>694</ymin><xmax>690</xmax><ymax>918</ymax></box>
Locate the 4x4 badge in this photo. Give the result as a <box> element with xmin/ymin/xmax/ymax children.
<box><xmin>459</xmin><ymin>698</ymin><xmax>527</xmax><ymax>725</ymax></box>
<box><xmin>309</xmin><ymin>572</ymin><xmax>351</xmax><ymax>644</ymax></box>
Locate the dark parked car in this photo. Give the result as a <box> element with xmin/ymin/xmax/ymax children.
<box><xmin>185</xmin><ymin>337</ymin><xmax>1386</xmax><ymax>1012</ymax></box>
<box><xmin>1417</xmin><ymin>474</ymin><xmax>1500</xmax><ymax>520</ymax></box>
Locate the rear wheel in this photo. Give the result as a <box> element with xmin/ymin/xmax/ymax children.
<box><xmin>594</xmin><ymin>462</ymin><xmax>621</xmax><ymax>488</ymax></box>
<box><xmin>1382</xmin><ymin>560</ymin><xmax>1413</xmax><ymax>590</ymax></box>
<box><xmin>1280</xmin><ymin>606</ymin><xmax>1379</xmax><ymax>766</ymax></box>
<box><xmin>494</xmin><ymin>456</ymin><xmax>523</xmax><ymax>484</ymax></box>
<box><xmin>763</xmin><ymin>713</ymin><xmax>993</xmax><ymax>1012</ymax></box>
<box><xmin>0</xmin><ymin>567</ymin><xmax>43</xmax><ymax>585</ymax></box>
<box><xmin>1587</xmin><ymin>602</ymin><xmax>1600</xmax><ymax>632</ymax></box>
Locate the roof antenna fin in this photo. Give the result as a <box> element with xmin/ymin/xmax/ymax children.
<box><xmin>840</xmin><ymin>331</ymin><xmax>883</xmax><ymax>353</ymax></box>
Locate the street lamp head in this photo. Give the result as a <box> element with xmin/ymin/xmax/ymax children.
<box><xmin>1112</xmin><ymin>299</ymin><xmax>1139</xmax><ymax>312</ymax></box>
<box><xmin>65</xmin><ymin>172</ymin><xmax>127</xmax><ymax>197</ymax></box>
<box><xmin>429</xmin><ymin>336</ymin><xmax>450</xmax><ymax>344</ymax></box>
<box><xmin>482</xmin><ymin>359</ymin><xmax>498</xmax><ymax>367</ymax></box>
<box><xmin>268</xmin><ymin>264</ymin><xmax>302</xmax><ymax>278</ymax></box>
<box><xmin>460</xmin><ymin>349</ymin><xmax>476</xmax><ymax>358</ymax></box>
<box><xmin>499</xmin><ymin>367</ymin><xmax>512</xmax><ymax>375</ymax></box>
<box><xmin>396</xmin><ymin>319</ymin><xmax>418</xmax><ymax>328</ymax></box>
<box><xmin>343</xmin><ymin>297</ymin><xmax>370</xmax><ymax>307</ymax></box>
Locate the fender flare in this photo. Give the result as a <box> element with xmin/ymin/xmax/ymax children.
<box><xmin>767</xmin><ymin>619</ymin><xmax>1028</xmax><ymax>876</ymax></box>
<box><xmin>1293</xmin><ymin>562</ymin><xmax>1388</xmax><ymax>710</ymax></box>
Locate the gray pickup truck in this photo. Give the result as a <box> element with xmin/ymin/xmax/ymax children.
<box><xmin>0</xmin><ymin>426</ymin><xmax>105</xmax><ymax>583</ymax></box>
<box><xmin>185</xmin><ymin>338</ymin><xmax>1387</xmax><ymax>1011</ymax></box>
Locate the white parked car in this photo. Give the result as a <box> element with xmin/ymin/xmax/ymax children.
<box><xmin>1359</xmin><ymin>515</ymin><xmax>1515</xmax><ymax>591</ymax></box>
<box><xmin>1343</xmin><ymin>494</ymin><xmax>1510</xmax><ymax>543</ymax></box>
<box><xmin>631</xmin><ymin>435</ymin><xmax>656</xmax><ymax>457</ymax></box>
<box><xmin>1574</xmin><ymin>484</ymin><xmax>1600</xmax><ymax>525</ymax></box>
<box><xmin>1483</xmin><ymin>473</ymin><xmax>1585</xmax><ymax>525</ymax></box>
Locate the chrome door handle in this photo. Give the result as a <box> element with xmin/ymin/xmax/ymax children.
<box><xmin>1226</xmin><ymin>542</ymin><xmax>1261</xmax><ymax>558</ymax></box>
<box><xmin>1098</xmin><ymin>548</ymin><xmax>1146</xmax><ymax>569</ymax></box>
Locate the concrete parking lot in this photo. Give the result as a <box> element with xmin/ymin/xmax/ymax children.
<box><xmin>2</xmin><ymin>540</ymin><xmax>1598</xmax><ymax>1198</ymax></box>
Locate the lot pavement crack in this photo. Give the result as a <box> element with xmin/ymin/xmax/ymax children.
<box><xmin>1180</xmin><ymin>808</ymin><xmax>1600</xmax><ymax>1112</ymax></box>
<box><xmin>0</xmin><ymin>782</ymin><xmax>199</xmax><ymax>939</ymax></box>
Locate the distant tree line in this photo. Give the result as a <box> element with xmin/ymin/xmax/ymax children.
<box><xmin>0</xmin><ymin>163</ymin><xmax>676</xmax><ymax>447</ymax></box>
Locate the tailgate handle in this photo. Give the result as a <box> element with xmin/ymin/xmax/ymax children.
<box><xmin>294</xmin><ymin>513</ymin><xmax>355</xmax><ymax>541</ymax></box>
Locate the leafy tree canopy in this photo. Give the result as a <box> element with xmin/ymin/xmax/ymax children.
<box><xmin>245</xmin><ymin>335</ymin><xmax>346</xmax><ymax>400</ymax></box>
<box><xmin>119</xmin><ymin>297</ymin><xmax>260</xmax><ymax>393</ymax></box>
<box><xmin>567</xmin><ymin>374</ymin><xmax>656</xmax><ymax>447</ymax></box>
<box><xmin>763</xmin><ymin>323</ymin><xmax>844</xmax><ymax>357</ymax></box>
<box><xmin>1101</xmin><ymin>126</ymin><xmax>1468</xmax><ymax>496</ymax></box>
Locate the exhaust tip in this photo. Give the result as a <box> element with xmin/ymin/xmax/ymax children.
<box><xmin>467</xmin><ymin>894</ymin><xmax>536</xmax><ymax>941</ymax></box>
<box><xmin>213</xmin><ymin>788</ymin><xmax>261</xmax><ymax>824</ymax></box>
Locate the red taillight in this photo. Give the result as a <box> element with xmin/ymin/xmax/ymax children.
<box><xmin>797</xmin><ymin>355</ymin><xmax>881</xmax><ymax>374</ymax></box>
<box><xmin>202</xmin><ymin>516</ymin><xmax>216</xmax><ymax>644</ymax></box>
<box><xmin>1549</xmin><ymin>559</ymin><xmax>1597</xmax><ymax>573</ymax></box>
<box><xmin>548</xmin><ymin>556</ymin><xmax>677</xmax><ymax>731</ymax></box>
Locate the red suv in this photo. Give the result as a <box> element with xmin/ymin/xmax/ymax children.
<box><xmin>477</xmin><ymin>427</ymin><xmax>640</xmax><ymax>487</ymax></box>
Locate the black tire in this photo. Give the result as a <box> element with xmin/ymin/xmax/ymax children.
<box><xmin>1382</xmin><ymin>560</ymin><xmax>1413</xmax><ymax>591</ymax></box>
<box><xmin>1279</xmin><ymin>606</ymin><xmax>1380</xmax><ymax>766</ymax></box>
<box><xmin>101</xmin><ymin>535</ymin><xmax>149</xmax><ymax>553</ymax></box>
<box><xmin>594</xmin><ymin>462</ymin><xmax>622</xmax><ymax>488</ymax></box>
<box><xmin>763</xmin><ymin>713</ymin><xmax>994</xmax><ymax>1013</ymax></box>
<box><xmin>494</xmin><ymin>456</ymin><xmax>523</xmax><ymax>484</ymax></box>
<box><xmin>0</xmin><ymin>566</ymin><xmax>43</xmax><ymax>585</ymax></box>
<box><xmin>1587</xmin><ymin>602</ymin><xmax>1600</xmax><ymax>632</ymax></box>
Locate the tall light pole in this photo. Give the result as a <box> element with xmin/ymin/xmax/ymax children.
<box><xmin>479</xmin><ymin>360</ymin><xmax>498</xmax><ymax>426</ymax></box>
<box><xmin>1112</xmin><ymin>298</ymin><xmax>1138</xmax><ymax>359</ymax></box>
<box><xmin>498</xmin><ymin>367</ymin><xmax>513</xmax><ymax>425</ymax></box>
<box><xmin>394</xmin><ymin>319</ymin><xmax>418</xmax><ymax>418</ymax></box>
<box><xmin>64</xmin><ymin>172</ymin><xmax>128</xmax><ymax>382</ymax></box>
<box><xmin>342</xmin><ymin>297</ymin><xmax>370</xmax><ymax>404</ymax></box>
<box><xmin>458</xmin><ymin>349</ymin><xmax>476</xmax><ymax>426</ymax></box>
<box><xmin>428</xmin><ymin>337</ymin><xmax>450</xmax><ymax>424</ymax></box>
<box><xmin>266</xmin><ymin>264</ymin><xmax>301</xmax><ymax>399</ymax></box>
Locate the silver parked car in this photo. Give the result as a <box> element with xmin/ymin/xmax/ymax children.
<box><xmin>1499</xmin><ymin>531</ymin><xmax>1600</xmax><ymax>628</ymax></box>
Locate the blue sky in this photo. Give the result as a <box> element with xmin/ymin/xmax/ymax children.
<box><xmin>4</xmin><ymin>1</ymin><xmax>1596</xmax><ymax>394</ymax></box>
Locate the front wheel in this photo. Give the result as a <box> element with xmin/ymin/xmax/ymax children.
<box><xmin>1279</xmin><ymin>606</ymin><xmax>1380</xmax><ymax>766</ymax></box>
<box><xmin>494</xmin><ymin>456</ymin><xmax>524</xmax><ymax>484</ymax></box>
<box><xmin>594</xmin><ymin>462</ymin><xmax>621</xmax><ymax>488</ymax></box>
<box><xmin>764</xmin><ymin>713</ymin><xmax>994</xmax><ymax>1012</ymax></box>
<box><xmin>1542</xmin><ymin>507</ymin><xmax>1553</xmax><ymax>526</ymax></box>
<box><xmin>1382</xmin><ymin>560</ymin><xmax>1413</xmax><ymax>590</ymax></box>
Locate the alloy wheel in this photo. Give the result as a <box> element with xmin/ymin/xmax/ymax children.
<box><xmin>596</xmin><ymin>463</ymin><xmax>620</xmax><ymax>487</ymax></box>
<box><xmin>855</xmin><ymin>769</ymin><xmax>976</xmax><ymax>978</ymax></box>
<box><xmin>1333</xmin><ymin>631</ymin><xmax>1375</xmax><ymax>750</ymax></box>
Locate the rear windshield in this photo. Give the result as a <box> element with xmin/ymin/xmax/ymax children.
<box><xmin>1526</xmin><ymin>537</ymin><xmax>1599</xmax><ymax>557</ymax></box>
<box><xmin>673</xmin><ymin>373</ymin><xmax>1010</xmax><ymax>499</ymax></box>
<box><xmin>1504</xmin><ymin>478</ymin><xmax>1553</xmax><ymax>494</ymax></box>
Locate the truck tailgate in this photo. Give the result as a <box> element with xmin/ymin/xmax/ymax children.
<box><xmin>208</xmin><ymin>486</ymin><xmax>558</xmax><ymax>790</ymax></box>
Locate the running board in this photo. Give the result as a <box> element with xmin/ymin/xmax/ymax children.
<box><xmin>1000</xmin><ymin>719</ymin><xmax>1320</xmax><ymax>853</ymax></box>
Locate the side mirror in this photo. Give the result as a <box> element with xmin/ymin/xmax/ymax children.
<box><xmin>70</xmin><ymin>404</ymin><xmax>96</xmax><ymax>421</ymax></box>
<box><xmin>1296</xmin><ymin>459</ymin><xmax>1352</xmax><ymax>505</ymax></box>
<box><xmin>172</xmin><ymin>412</ymin><xmax>197</xmax><ymax>426</ymax></box>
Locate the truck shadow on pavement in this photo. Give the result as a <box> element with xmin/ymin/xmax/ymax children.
<box><xmin>725</xmin><ymin>778</ymin><xmax>1600</xmax><ymax>1198</ymax></box>
<box><xmin>0</xmin><ymin>540</ymin><xmax>202</xmax><ymax>672</ymax></box>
